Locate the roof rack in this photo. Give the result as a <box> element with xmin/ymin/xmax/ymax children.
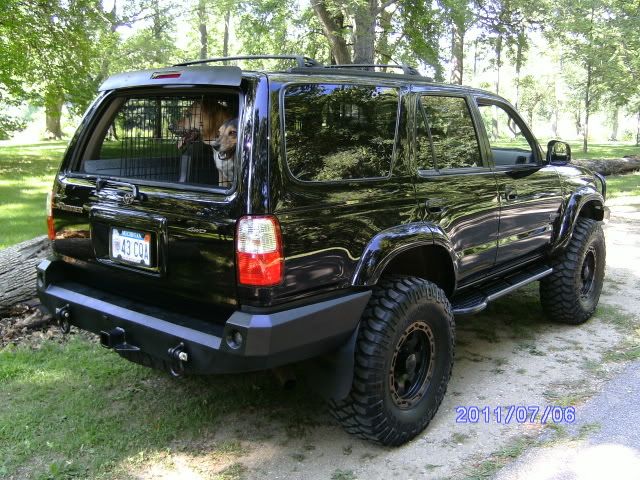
<box><xmin>174</xmin><ymin>55</ymin><xmax>323</xmax><ymax>69</ymax></box>
<box><xmin>324</xmin><ymin>64</ymin><xmax>421</xmax><ymax>76</ymax></box>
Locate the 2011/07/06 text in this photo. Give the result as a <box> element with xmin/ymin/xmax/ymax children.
<box><xmin>455</xmin><ymin>405</ymin><xmax>576</xmax><ymax>424</ymax></box>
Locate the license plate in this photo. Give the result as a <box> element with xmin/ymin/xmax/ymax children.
<box><xmin>110</xmin><ymin>228</ymin><xmax>152</xmax><ymax>267</ymax></box>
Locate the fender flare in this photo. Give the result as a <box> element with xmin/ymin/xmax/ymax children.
<box><xmin>351</xmin><ymin>222</ymin><xmax>459</xmax><ymax>288</ymax></box>
<box><xmin>552</xmin><ymin>189</ymin><xmax>605</xmax><ymax>252</ymax></box>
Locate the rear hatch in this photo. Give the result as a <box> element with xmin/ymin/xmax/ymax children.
<box><xmin>49</xmin><ymin>67</ymin><xmax>252</xmax><ymax>318</ymax></box>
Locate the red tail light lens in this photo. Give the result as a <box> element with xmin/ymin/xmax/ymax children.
<box><xmin>46</xmin><ymin>190</ymin><xmax>55</xmax><ymax>240</ymax></box>
<box><xmin>236</xmin><ymin>215</ymin><xmax>283</xmax><ymax>286</ymax></box>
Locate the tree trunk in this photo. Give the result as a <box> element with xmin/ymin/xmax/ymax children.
<box><xmin>583</xmin><ymin>61</ymin><xmax>592</xmax><ymax>153</ymax></box>
<box><xmin>223</xmin><ymin>8</ymin><xmax>230</xmax><ymax>57</ymax></box>
<box><xmin>609</xmin><ymin>106</ymin><xmax>619</xmax><ymax>141</ymax></box>
<box><xmin>353</xmin><ymin>0</ymin><xmax>377</xmax><ymax>64</ymax></box>
<box><xmin>450</xmin><ymin>18</ymin><xmax>465</xmax><ymax>85</ymax></box>
<box><xmin>514</xmin><ymin>28</ymin><xmax>525</xmax><ymax>109</ymax></box>
<box><xmin>45</xmin><ymin>99</ymin><xmax>63</xmax><ymax>139</ymax></box>
<box><xmin>495</xmin><ymin>34</ymin><xmax>502</xmax><ymax>95</ymax></box>
<box><xmin>0</xmin><ymin>236</ymin><xmax>52</xmax><ymax>313</ymax></box>
<box><xmin>311</xmin><ymin>0</ymin><xmax>351</xmax><ymax>64</ymax></box>
<box><xmin>636</xmin><ymin>111</ymin><xmax>640</xmax><ymax>147</ymax></box>
<box><xmin>198</xmin><ymin>0</ymin><xmax>208</xmax><ymax>59</ymax></box>
<box><xmin>473</xmin><ymin>39</ymin><xmax>478</xmax><ymax>77</ymax></box>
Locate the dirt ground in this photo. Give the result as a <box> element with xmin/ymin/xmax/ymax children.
<box><xmin>3</xmin><ymin>192</ymin><xmax>639</xmax><ymax>480</ymax></box>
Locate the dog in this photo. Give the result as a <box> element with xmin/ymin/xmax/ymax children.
<box><xmin>169</xmin><ymin>99</ymin><xmax>231</xmax><ymax>150</ymax></box>
<box><xmin>212</xmin><ymin>118</ymin><xmax>238</xmax><ymax>186</ymax></box>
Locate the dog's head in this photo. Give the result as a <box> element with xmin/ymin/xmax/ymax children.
<box><xmin>212</xmin><ymin>118</ymin><xmax>238</xmax><ymax>161</ymax></box>
<box><xmin>169</xmin><ymin>99</ymin><xmax>230</xmax><ymax>150</ymax></box>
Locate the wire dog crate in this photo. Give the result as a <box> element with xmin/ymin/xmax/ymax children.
<box><xmin>82</xmin><ymin>94</ymin><xmax>237</xmax><ymax>188</ymax></box>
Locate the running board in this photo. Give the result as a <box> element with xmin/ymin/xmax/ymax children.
<box><xmin>451</xmin><ymin>265</ymin><xmax>553</xmax><ymax>316</ymax></box>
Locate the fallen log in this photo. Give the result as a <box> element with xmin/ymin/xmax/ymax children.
<box><xmin>0</xmin><ymin>235</ymin><xmax>52</xmax><ymax>313</ymax></box>
<box><xmin>572</xmin><ymin>156</ymin><xmax>640</xmax><ymax>176</ymax></box>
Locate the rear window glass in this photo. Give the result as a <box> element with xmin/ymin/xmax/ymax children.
<box><xmin>283</xmin><ymin>84</ymin><xmax>399</xmax><ymax>182</ymax></box>
<box><xmin>78</xmin><ymin>93</ymin><xmax>240</xmax><ymax>188</ymax></box>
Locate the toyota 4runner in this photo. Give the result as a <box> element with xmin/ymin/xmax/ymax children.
<box><xmin>37</xmin><ymin>55</ymin><xmax>609</xmax><ymax>446</ymax></box>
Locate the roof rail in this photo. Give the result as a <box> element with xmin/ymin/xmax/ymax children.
<box><xmin>324</xmin><ymin>64</ymin><xmax>421</xmax><ymax>76</ymax></box>
<box><xmin>174</xmin><ymin>55</ymin><xmax>323</xmax><ymax>69</ymax></box>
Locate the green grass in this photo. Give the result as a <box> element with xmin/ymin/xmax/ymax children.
<box><xmin>0</xmin><ymin>141</ymin><xmax>67</xmax><ymax>249</ymax></box>
<box><xmin>568</xmin><ymin>141</ymin><xmax>640</xmax><ymax>160</ymax></box>
<box><xmin>0</xmin><ymin>336</ymin><xmax>323</xmax><ymax>479</ymax></box>
<box><xmin>606</xmin><ymin>171</ymin><xmax>640</xmax><ymax>198</ymax></box>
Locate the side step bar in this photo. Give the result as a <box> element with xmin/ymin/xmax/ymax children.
<box><xmin>452</xmin><ymin>264</ymin><xmax>553</xmax><ymax>315</ymax></box>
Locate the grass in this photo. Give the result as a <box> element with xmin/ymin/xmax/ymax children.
<box><xmin>567</xmin><ymin>141</ymin><xmax>639</xmax><ymax>160</ymax></box>
<box><xmin>606</xmin><ymin>171</ymin><xmax>640</xmax><ymax>198</ymax></box>
<box><xmin>0</xmin><ymin>336</ymin><xmax>323</xmax><ymax>479</ymax></box>
<box><xmin>0</xmin><ymin>141</ymin><xmax>67</xmax><ymax>249</ymax></box>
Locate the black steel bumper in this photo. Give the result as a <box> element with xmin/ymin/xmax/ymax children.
<box><xmin>36</xmin><ymin>258</ymin><xmax>371</xmax><ymax>375</ymax></box>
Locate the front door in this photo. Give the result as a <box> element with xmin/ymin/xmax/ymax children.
<box><xmin>475</xmin><ymin>98</ymin><xmax>564</xmax><ymax>267</ymax></box>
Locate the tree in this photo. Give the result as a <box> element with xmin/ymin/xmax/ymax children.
<box><xmin>310</xmin><ymin>0</ymin><xmax>442</xmax><ymax>75</ymax></box>
<box><xmin>551</xmin><ymin>0</ymin><xmax>619</xmax><ymax>153</ymax></box>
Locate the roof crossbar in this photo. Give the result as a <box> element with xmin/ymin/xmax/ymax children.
<box><xmin>174</xmin><ymin>55</ymin><xmax>323</xmax><ymax>69</ymax></box>
<box><xmin>324</xmin><ymin>64</ymin><xmax>421</xmax><ymax>76</ymax></box>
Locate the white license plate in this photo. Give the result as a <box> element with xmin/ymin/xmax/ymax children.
<box><xmin>110</xmin><ymin>228</ymin><xmax>152</xmax><ymax>267</ymax></box>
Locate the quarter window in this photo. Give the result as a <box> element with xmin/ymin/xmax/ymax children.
<box><xmin>284</xmin><ymin>84</ymin><xmax>399</xmax><ymax>182</ymax></box>
<box><xmin>418</xmin><ymin>96</ymin><xmax>482</xmax><ymax>170</ymax></box>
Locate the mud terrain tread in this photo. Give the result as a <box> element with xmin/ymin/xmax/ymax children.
<box><xmin>540</xmin><ymin>218</ymin><xmax>605</xmax><ymax>324</ymax></box>
<box><xmin>329</xmin><ymin>276</ymin><xmax>455</xmax><ymax>446</ymax></box>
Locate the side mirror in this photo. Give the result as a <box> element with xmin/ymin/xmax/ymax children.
<box><xmin>546</xmin><ymin>140</ymin><xmax>571</xmax><ymax>165</ymax></box>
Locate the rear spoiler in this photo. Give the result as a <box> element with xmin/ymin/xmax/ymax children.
<box><xmin>99</xmin><ymin>66</ymin><xmax>242</xmax><ymax>91</ymax></box>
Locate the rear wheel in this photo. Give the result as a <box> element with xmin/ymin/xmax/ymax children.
<box><xmin>540</xmin><ymin>217</ymin><xmax>606</xmax><ymax>324</ymax></box>
<box><xmin>330</xmin><ymin>276</ymin><xmax>455</xmax><ymax>446</ymax></box>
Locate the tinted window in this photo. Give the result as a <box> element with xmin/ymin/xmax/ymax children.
<box><xmin>419</xmin><ymin>96</ymin><xmax>481</xmax><ymax>170</ymax></box>
<box><xmin>284</xmin><ymin>84</ymin><xmax>398</xmax><ymax>181</ymax></box>
<box><xmin>478</xmin><ymin>102</ymin><xmax>535</xmax><ymax>166</ymax></box>
<box><xmin>78</xmin><ymin>93</ymin><xmax>239</xmax><ymax>188</ymax></box>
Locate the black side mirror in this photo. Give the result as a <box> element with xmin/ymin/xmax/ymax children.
<box><xmin>546</xmin><ymin>140</ymin><xmax>571</xmax><ymax>165</ymax></box>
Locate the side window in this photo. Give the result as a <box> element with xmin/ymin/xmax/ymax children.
<box><xmin>477</xmin><ymin>102</ymin><xmax>536</xmax><ymax>166</ymax></box>
<box><xmin>283</xmin><ymin>84</ymin><xmax>398</xmax><ymax>182</ymax></box>
<box><xmin>419</xmin><ymin>96</ymin><xmax>482</xmax><ymax>170</ymax></box>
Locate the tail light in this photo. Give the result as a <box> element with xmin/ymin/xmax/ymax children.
<box><xmin>236</xmin><ymin>215</ymin><xmax>283</xmax><ymax>286</ymax></box>
<box><xmin>46</xmin><ymin>190</ymin><xmax>55</xmax><ymax>240</ymax></box>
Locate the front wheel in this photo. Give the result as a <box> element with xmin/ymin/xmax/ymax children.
<box><xmin>330</xmin><ymin>276</ymin><xmax>455</xmax><ymax>446</ymax></box>
<box><xmin>540</xmin><ymin>217</ymin><xmax>606</xmax><ymax>324</ymax></box>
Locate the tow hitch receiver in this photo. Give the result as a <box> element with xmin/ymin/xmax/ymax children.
<box><xmin>99</xmin><ymin>327</ymin><xmax>140</xmax><ymax>353</ymax></box>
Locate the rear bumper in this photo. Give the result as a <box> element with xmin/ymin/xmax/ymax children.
<box><xmin>36</xmin><ymin>258</ymin><xmax>371</xmax><ymax>375</ymax></box>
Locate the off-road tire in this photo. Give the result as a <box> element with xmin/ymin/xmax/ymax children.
<box><xmin>329</xmin><ymin>276</ymin><xmax>455</xmax><ymax>446</ymax></box>
<box><xmin>540</xmin><ymin>218</ymin><xmax>606</xmax><ymax>324</ymax></box>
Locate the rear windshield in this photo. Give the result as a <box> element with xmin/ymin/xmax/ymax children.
<box><xmin>77</xmin><ymin>92</ymin><xmax>240</xmax><ymax>189</ymax></box>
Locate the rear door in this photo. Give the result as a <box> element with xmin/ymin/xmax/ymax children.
<box><xmin>50</xmin><ymin>75</ymin><xmax>254</xmax><ymax>316</ymax></box>
<box><xmin>411</xmin><ymin>91</ymin><xmax>500</xmax><ymax>282</ymax></box>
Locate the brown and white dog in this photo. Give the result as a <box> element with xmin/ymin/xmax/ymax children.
<box><xmin>169</xmin><ymin>99</ymin><xmax>231</xmax><ymax>150</ymax></box>
<box><xmin>212</xmin><ymin>118</ymin><xmax>238</xmax><ymax>186</ymax></box>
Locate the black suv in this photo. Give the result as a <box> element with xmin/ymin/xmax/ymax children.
<box><xmin>37</xmin><ymin>55</ymin><xmax>608</xmax><ymax>446</ymax></box>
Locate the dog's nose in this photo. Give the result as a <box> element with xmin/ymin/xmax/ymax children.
<box><xmin>212</xmin><ymin>140</ymin><xmax>221</xmax><ymax>151</ymax></box>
